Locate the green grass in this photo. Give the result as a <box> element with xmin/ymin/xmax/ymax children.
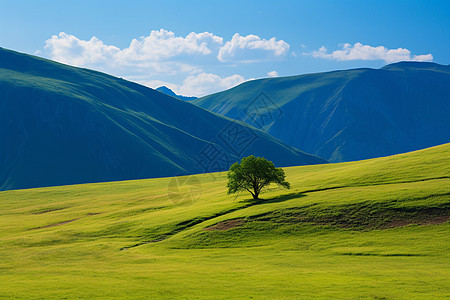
<box><xmin>0</xmin><ymin>143</ymin><xmax>449</xmax><ymax>299</ymax></box>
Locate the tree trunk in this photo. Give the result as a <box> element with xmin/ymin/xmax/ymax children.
<box><xmin>253</xmin><ymin>191</ymin><xmax>259</xmax><ymax>199</ymax></box>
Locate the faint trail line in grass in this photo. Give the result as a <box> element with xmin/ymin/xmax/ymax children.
<box><xmin>29</xmin><ymin>218</ymin><xmax>79</xmax><ymax>230</ymax></box>
<box><xmin>30</xmin><ymin>207</ymin><xmax>69</xmax><ymax>215</ymax></box>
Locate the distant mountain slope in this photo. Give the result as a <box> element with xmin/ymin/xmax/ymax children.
<box><xmin>0</xmin><ymin>48</ymin><xmax>325</xmax><ymax>191</ymax></box>
<box><xmin>193</xmin><ymin>62</ymin><xmax>450</xmax><ymax>162</ymax></box>
<box><xmin>156</xmin><ymin>86</ymin><xmax>197</xmax><ymax>101</ymax></box>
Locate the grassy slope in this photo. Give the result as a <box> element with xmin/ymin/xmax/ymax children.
<box><xmin>0</xmin><ymin>143</ymin><xmax>449</xmax><ymax>299</ymax></box>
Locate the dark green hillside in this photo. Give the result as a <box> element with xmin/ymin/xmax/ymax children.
<box><xmin>193</xmin><ymin>62</ymin><xmax>450</xmax><ymax>162</ymax></box>
<box><xmin>0</xmin><ymin>48</ymin><xmax>325</xmax><ymax>190</ymax></box>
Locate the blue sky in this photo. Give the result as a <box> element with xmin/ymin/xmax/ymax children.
<box><xmin>1</xmin><ymin>0</ymin><xmax>449</xmax><ymax>96</ymax></box>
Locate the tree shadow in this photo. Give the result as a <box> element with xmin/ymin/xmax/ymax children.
<box><xmin>239</xmin><ymin>191</ymin><xmax>306</xmax><ymax>206</ymax></box>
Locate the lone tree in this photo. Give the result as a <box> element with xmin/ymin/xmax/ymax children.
<box><xmin>227</xmin><ymin>155</ymin><xmax>290</xmax><ymax>200</ymax></box>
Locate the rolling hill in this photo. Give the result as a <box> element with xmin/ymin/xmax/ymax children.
<box><xmin>193</xmin><ymin>62</ymin><xmax>450</xmax><ymax>162</ymax></box>
<box><xmin>0</xmin><ymin>48</ymin><xmax>325</xmax><ymax>191</ymax></box>
<box><xmin>0</xmin><ymin>143</ymin><xmax>448</xmax><ymax>298</ymax></box>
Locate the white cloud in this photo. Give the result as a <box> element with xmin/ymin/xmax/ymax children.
<box><xmin>42</xmin><ymin>30</ymin><xmax>288</xmax><ymax>97</ymax></box>
<box><xmin>44</xmin><ymin>30</ymin><xmax>288</xmax><ymax>77</ymax></box>
<box><xmin>145</xmin><ymin>73</ymin><xmax>245</xmax><ymax>97</ymax></box>
<box><xmin>267</xmin><ymin>70</ymin><xmax>279</xmax><ymax>77</ymax></box>
<box><xmin>117</xmin><ymin>29</ymin><xmax>223</xmax><ymax>62</ymax></box>
<box><xmin>45</xmin><ymin>32</ymin><xmax>121</xmax><ymax>66</ymax></box>
<box><xmin>44</xmin><ymin>29</ymin><xmax>223</xmax><ymax>72</ymax></box>
<box><xmin>218</xmin><ymin>33</ymin><xmax>289</xmax><ymax>62</ymax></box>
<box><xmin>308</xmin><ymin>42</ymin><xmax>433</xmax><ymax>63</ymax></box>
<box><xmin>179</xmin><ymin>73</ymin><xmax>245</xmax><ymax>96</ymax></box>
<box><xmin>412</xmin><ymin>54</ymin><xmax>434</xmax><ymax>61</ymax></box>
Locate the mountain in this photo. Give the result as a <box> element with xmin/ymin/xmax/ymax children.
<box><xmin>156</xmin><ymin>86</ymin><xmax>198</xmax><ymax>101</ymax></box>
<box><xmin>193</xmin><ymin>62</ymin><xmax>450</xmax><ymax>162</ymax></box>
<box><xmin>0</xmin><ymin>48</ymin><xmax>326</xmax><ymax>191</ymax></box>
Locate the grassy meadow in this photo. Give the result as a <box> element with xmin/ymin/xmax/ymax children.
<box><xmin>0</xmin><ymin>143</ymin><xmax>449</xmax><ymax>299</ymax></box>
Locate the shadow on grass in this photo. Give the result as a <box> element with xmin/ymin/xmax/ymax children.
<box><xmin>122</xmin><ymin>191</ymin><xmax>306</xmax><ymax>250</ymax></box>
<box><xmin>239</xmin><ymin>191</ymin><xmax>306</xmax><ymax>206</ymax></box>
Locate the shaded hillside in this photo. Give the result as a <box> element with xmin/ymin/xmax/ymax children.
<box><xmin>0</xmin><ymin>48</ymin><xmax>325</xmax><ymax>190</ymax></box>
<box><xmin>193</xmin><ymin>62</ymin><xmax>450</xmax><ymax>162</ymax></box>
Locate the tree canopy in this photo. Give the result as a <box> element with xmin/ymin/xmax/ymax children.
<box><xmin>227</xmin><ymin>155</ymin><xmax>290</xmax><ymax>200</ymax></box>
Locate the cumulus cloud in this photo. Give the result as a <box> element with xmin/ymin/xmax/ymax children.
<box><xmin>45</xmin><ymin>32</ymin><xmax>121</xmax><ymax>66</ymax></box>
<box><xmin>267</xmin><ymin>70</ymin><xmax>279</xmax><ymax>77</ymax></box>
<box><xmin>44</xmin><ymin>30</ymin><xmax>289</xmax><ymax>77</ymax></box>
<box><xmin>117</xmin><ymin>29</ymin><xmax>223</xmax><ymax>62</ymax></box>
<box><xmin>179</xmin><ymin>73</ymin><xmax>245</xmax><ymax>96</ymax></box>
<box><xmin>218</xmin><ymin>33</ymin><xmax>289</xmax><ymax>62</ymax></box>
<box><xmin>44</xmin><ymin>29</ymin><xmax>223</xmax><ymax>71</ymax></box>
<box><xmin>145</xmin><ymin>73</ymin><xmax>245</xmax><ymax>97</ymax></box>
<box><xmin>308</xmin><ymin>42</ymin><xmax>433</xmax><ymax>63</ymax></box>
<box><xmin>42</xmin><ymin>30</ymin><xmax>289</xmax><ymax>96</ymax></box>
<box><xmin>411</xmin><ymin>54</ymin><xmax>434</xmax><ymax>61</ymax></box>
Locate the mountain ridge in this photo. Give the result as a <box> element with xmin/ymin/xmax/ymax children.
<box><xmin>0</xmin><ymin>48</ymin><xmax>326</xmax><ymax>191</ymax></box>
<box><xmin>156</xmin><ymin>86</ymin><xmax>198</xmax><ymax>101</ymax></box>
<box><xmin>193</xmin><ymin>62</ymin><xmax>450</xmax><ymax>162</ymax></box>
